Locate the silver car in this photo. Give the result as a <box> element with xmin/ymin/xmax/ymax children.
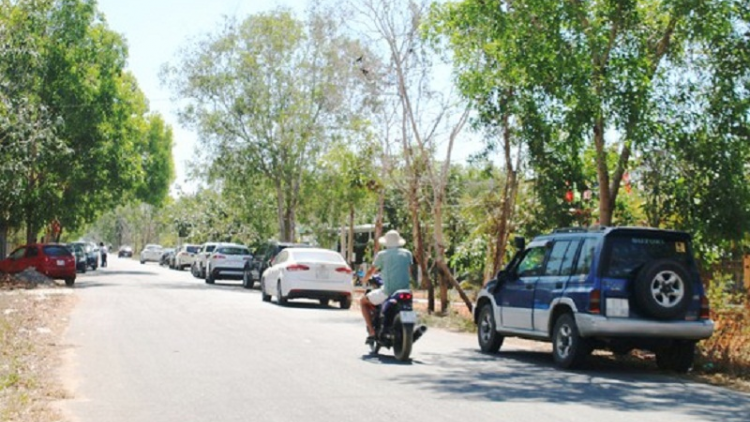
<box><xmin>139</xmin><ymin>244</ymin><xmax>163</xmax><ymax>264</ymax></box>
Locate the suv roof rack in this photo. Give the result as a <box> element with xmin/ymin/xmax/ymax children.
<box><xmin>552</xmin><ymin>227</ymin><xmax>588</xmax><ymax>233</ymax></box>
<box><xmin>552</xmin><ymin>226</ymin><xmax>608</xmax><ymax>234</ymax></box>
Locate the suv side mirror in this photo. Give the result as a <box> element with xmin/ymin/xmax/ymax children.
<box><xmin>495</xmin><ymin>269</ymin><xmax>507</xmax><ymax>281</ymax></box>
<box><xmin>514</xmin><ymin>236</ymin><xmax>526</xmax><ymax>251</ymax></box>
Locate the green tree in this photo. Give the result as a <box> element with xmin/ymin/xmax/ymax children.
<box><xmin>163</xmin><ymin>7</ymin><xmax>370</xmax><ymax>242</ymax></box>
<box><xmin>0</xmin><ymin>0</ymin><xmax>174</xmax><ymax>245</ymax></box>
<box><xmin>430</xmin><ymin>0</ymin><xmax>747</xmax><ymax>229</ymax></box>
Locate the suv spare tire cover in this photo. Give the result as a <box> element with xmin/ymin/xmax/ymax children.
<box><xmin>633</xmin><ymin>259</ymin><xmax>693</xmax><ymax>320</ymax></box>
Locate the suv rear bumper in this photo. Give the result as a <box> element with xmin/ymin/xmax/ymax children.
<box><xmin>576</xmin><ymin>314</ymin><xmax>714</xmax><ymax>340</ymax></box>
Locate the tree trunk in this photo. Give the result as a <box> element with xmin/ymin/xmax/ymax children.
<box><xmin>373</xmin><ymin>187</ymin><xmax>385</xmax><ymax>255</ymax></box>
<box><xmin>436</xmin><ymin>260</ymin><xmax>473</xmax><ymax>313</ymax></box>
<box><xmin>433</xmin><ymin>192</ymin><xmax>449</xmax><ymax>313</ymax></box>
<box><xmin>409</xmin><ymin>185</ymin><xmax>433</xmax><ymax>313</ymax></box>
<box><xmin>347</xmin><ymin>204</ymin><xmax>355</xmax><ymax>265</ymax></box>
<box><xmin>593</xmin><ymin>116</ymin><xmax>613</xmax><ymax>225</ymax></box>
<box><xmin>275</xmin><ymin>181</ymin><xmax>287</xmax><ymax>241</ymax></box>
<box><xmin>492</xmin><ymin>169</ymin><xmax>518</xmax><ymax>275</ymax></box>
<box><xmin>0</xmin><ymin>222</ymin><xmax>7</xmax><ymax>258</ymax></box>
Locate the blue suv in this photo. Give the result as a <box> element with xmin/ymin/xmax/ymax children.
<box><xmin>474</xmin><ymin>226</ymin><xmax>714</xmax><ymax>372</ymax></box>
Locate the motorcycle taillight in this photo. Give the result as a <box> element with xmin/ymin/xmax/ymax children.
<box><xmin>397</xmin><ymin>292</ymin><xmax>412</xmax><ymax>301</ymax></box>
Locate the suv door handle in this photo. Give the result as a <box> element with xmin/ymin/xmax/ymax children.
<box><xmin>555</xmin><ymin>282</ymin><xmax>563</xmax><ymax>289</ymax></box>
<box><xmin>525</xmin><ymin>284</ymin><xmax>534</xmax><ymax>290</ymax></box>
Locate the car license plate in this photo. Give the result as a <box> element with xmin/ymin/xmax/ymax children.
<box><xmin>399</xmin><ymin>310</ymin><xmax>417</xmax><ymax>324</ymax></box>
<box><xmin>56</xmin><ymin>260</ymin><xmax>65</xmax><ymax>266</ymax></box>
<box><xmin>315</xmin><ymin>267</ymin><xmax>329</xmax><ymax>279</ymax></box>
<box><xmin>606</xmin><ymin>298</ymin><xmax>629</xmax><ymax>318</ymax></box>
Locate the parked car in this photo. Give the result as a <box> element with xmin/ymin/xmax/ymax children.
<box><xmin>242</xmin><ymin>241</ymin><xmax>311</xmax><ymax>289</ymax></box>
<box><xmin>160</xmin><ymin>248</ymin><xmax>175</xmax><ymax>267</ymax></box>
<box><xmin>204</xmin><ymin>243</ymin><xmax>253</xmax><ymax>284</ymax></box>
<box><xmin>0</xmin><ymin>243</ymin><xmax>76</xmax><ymax>286</ymax></box>
<box><xmin>259</xmin><ymin>247</ymin><xmax>353</xmax><ymax>309</ymax></box>
<box><xmin>191</xmin><ymin>242</ymin><xmax>220</xmax><ymax>279</ymax></box>
<box><xmin>140</xmin><ymin>244</ymin><xmax>163</xmax><ymax>264</ymax></box>
<box><xmin>173</xmin><ymin>244</ymin><xmax>200</xmax><ymax>270</ymax></box>
<box><xmin>118</xmin><ymin>246</ymin><xmax>133</xmax><ymax>258</ymax></box>
<box><xmin>474</xmin><ymin>226</ymin><xmax>714</xmax><ymax>372</ymax></box>
<box><xmin>70</xmin><ymin>241</ymin><xmax>98</xmax><ymax>270</ymax></box>
<box><xmin>66</xmin><ymin>243</ymin><xmax>87</xmax><ymax>273</ymax></box>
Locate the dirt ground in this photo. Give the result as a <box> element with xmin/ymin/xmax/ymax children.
<box><xmin>0</xmin><ymin>276</ymin><xmax>76</xmax><ymax>422</ymax></box>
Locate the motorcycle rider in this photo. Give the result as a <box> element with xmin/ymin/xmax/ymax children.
<box><xmin>360</xmin><ymin>230</ymin><xmax>413</xmax><ymax>343</ymax></box>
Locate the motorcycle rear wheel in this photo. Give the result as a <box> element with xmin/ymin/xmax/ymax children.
<box><xmin>393</xmin><ymin>315</ymin><xmax>414</xmax><ymax>362</ymax></box>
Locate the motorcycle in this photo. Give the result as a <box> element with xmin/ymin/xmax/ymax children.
<box><xmin>366</xmin><ymin>275</ymin><xmax>427</xmax><ymax>361</ymax></box>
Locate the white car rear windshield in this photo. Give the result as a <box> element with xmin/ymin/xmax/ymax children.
<box><xmin>217</xmin><ymin>247</ymin><xmax>250</xmax><ymax>255</ymax></box>
<box><xmin>292</xmin><ymin>250</ymin><xmax>345</xmax><ymax>263</ymax></box>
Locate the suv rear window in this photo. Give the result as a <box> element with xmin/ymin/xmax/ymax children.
<box><xmin>186</xmin><ymin>246</ymin><xmax>199</xmax><ymax>253</ymax></box>
<box><xmin>604</xmin><ymin>235</ymin><xmax>692</xmax><ymax>278</ymax></box>
<box><xmin>44</xmin><ymin>245</ymin><xmax>72</xmax><ymax>257</ymax></box>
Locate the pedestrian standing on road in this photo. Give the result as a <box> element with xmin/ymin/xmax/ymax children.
<box><xmin>360</xmin><ymin>230</ymin><xmax>413</xmax><ymax>343</ymax></box>
<box><xmin>99</xmin><ymin>242</ymin><xmax>108</xmax><ymax>267</ymax></box>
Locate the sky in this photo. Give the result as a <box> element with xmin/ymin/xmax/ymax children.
<box><xmin>95</xmin><ymin>0</ymin><xmax>482</xmax><ymax>196</ymax></box>
<box><xmin>96</xmin><ymin>0</ymin><xmax>310</xmax><ymax>195</ymax></box>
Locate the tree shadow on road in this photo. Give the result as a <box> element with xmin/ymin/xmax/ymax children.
<box><xmin>395</xmin><ymin>348</ymin><xmax>750</xmax><ymax>422</ymax></box>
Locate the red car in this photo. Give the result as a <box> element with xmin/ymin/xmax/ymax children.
<box><xmin>0</xmin><ymin>243</ymin><xmax>77</xmax><ymax>286</ymax></box>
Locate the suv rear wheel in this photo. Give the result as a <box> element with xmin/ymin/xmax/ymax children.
<box><xmin>477</xmin><ymin>304</ymin><xmax>504</xmax><ymax>353</ymax></box>
<box><xmin>634</xmin><ymin>259</ymin><xmax>693</xmax><ymax>320</ymax></box>
<box><xmin>552</xmin><ymin>313</ymin><xmax>591</xmax><ymax>369</ymax></box>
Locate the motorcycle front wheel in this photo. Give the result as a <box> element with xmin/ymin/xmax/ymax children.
<box><xmin>393</xmin><ymin>315</ymin><xmax>414</xmax><ymax>362</ymax></box>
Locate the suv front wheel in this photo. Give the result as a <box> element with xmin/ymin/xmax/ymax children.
<box><xmin>552</xmin><ymin>313</ymin><xmax>591</xmax><ymax>369</ymax></box>
<box><xmin>477</xmin><ymin>305</ymin><xmax>504</xmax><ymax>353</ymax></box>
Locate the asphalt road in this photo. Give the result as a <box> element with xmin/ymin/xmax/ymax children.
<box><xmin>61</xmin><ymin>257</ymin><xmax>750</xmax><ymax>422</ymax></box>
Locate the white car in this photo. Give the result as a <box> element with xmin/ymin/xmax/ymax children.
<box><xmin>205</xmin><ymin>243</ymin><xmax>253</xmax><ymax>284</ymax></box>
<box><xmin>139</xmin><ymin>244</ymin><xmax>163</xmax><ymax>264</ymax></box>
<box><xmin>173</xmin><ymin>244</ymin><xmax>200</xmax><ymax>270</ymax></box>
<box><xmin>260</xmin><ymin>248</ymin><xmax>353</xmax><ymax>309</ymax></box>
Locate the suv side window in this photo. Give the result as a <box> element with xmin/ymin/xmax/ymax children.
<box><xmin>544</xmin><ymin>241</ymin><xmax>570</xmax><ymax>276</ymax></box>
<box><xmin>517</xmin><ymin>247</ymin><xmax>547</xmax><ymax>277</ymax></box>
<box><xmin>574</xmin><ymin>238</ymin><xmax>598</xmax><ymax>277</ymax></box>
<box><xmin>544</xmin><ymin>240</ymin><xmax>581</xmax><ymax>276</ymax></box>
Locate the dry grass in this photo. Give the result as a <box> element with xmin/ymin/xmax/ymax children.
<box><xmin>0</xmin><ymin>275</ymin><xmax>74</xmax><ymax>422</ymax></box>
<box><xmin>695</xmin><ymin>307</ymin><xmax>750</xmax><ymax>380</ymax></box>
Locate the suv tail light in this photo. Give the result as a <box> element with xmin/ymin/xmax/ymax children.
<box><xmin>699</xmin><ymin>295</ymin><xmax>711</xmax><ymax>320</ymax></box>
<box><xmin>213</xmin><ymin>254</ymin><xmax>226</xmax><ymax>260</ymax></box>
<box><xmin>589</xmin><ymin>289</ymin><xmax>601</xmax><ymax>314</ymax></box>
<box><xmin>286</xmin><ymin>264</ymin><xmax>310</xmax><ymax>271</ymax></box>
<box><xmin>335</xmin><ymin>267</ymin><xmax>352</xmax><ymax>274</ymax></box>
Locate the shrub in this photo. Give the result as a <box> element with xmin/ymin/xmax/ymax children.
<box><xmin>695</xmin><ymin>272</ymin><xmax>750</xmax><ymax>379</ymax></box>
